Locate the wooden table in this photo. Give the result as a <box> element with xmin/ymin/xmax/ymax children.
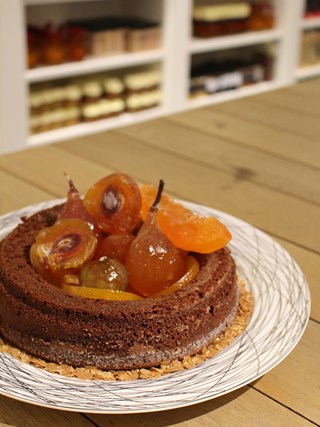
<box><xmin>0</xmin><ymin>79</ymin><xmax>319</xmax><ymax>426</ymax></box>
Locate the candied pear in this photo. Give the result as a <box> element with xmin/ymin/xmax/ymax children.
<box><xmin>30</xmin><ymin>218</ymin><xmax>97</xmax><ymax>286</ymax></box>
<box><xmin>59</xmin><ymin>174</ymin><xmax>101</xmax><ymax>239</ymax></box>
<box><xmin>83</xmin><ymin>173</ymin><xmax>141</xmax><ymax>234</ymax></box>
<box><xmin>126</xmin><ymin>180</ymin><xmax>187</xmax><ymax>297</ymax></box>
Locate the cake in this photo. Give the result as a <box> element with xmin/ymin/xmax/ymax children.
<box><xmin>0</xmin><ymin>204</ymin><xmax>239</xmax><ymax>372</ymax></box>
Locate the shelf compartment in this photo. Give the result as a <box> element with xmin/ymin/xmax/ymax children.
<box><xmin>295</xmin><ymin>64</ymin><xmax>320</xmax><ymax>80</ymax></box>
<box><xmin>189</xmin><ymin>29</ymin><xmax>283</xmax><ymax>54</ymax></box>
<box><xmin>27</xmin><ymin>106</ymin><xmax>165</xmax><ymax>147</ymax></box>
<box><xmin>25</xmin><ymin>49</ymin><xmax>164</xmax><ymax>83</ymax></box>
<box><xmin>187</xmin><ymin>80</ymin><xmax>280</xmax><ymax>109</ymax></box>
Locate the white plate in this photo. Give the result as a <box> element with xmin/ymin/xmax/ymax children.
<box><xmin>0</xmin><ymin>200</ymin><xmax>310</xmax><ymax>414</ymax></box>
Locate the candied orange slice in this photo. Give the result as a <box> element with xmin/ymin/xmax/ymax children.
<box><xmin>155</xmin><ymin>256</ymin><xmax>200</xmax><ymax>296</ymax></box>
<box><xmin>62</xmin><ymin>284</ymin><xmax>143</xmax><ymax>300</ymax></box>
<box><xmin>140</xmin><ymin>184</ymin><xmax>231</xmax><ymax>254</ymax></box>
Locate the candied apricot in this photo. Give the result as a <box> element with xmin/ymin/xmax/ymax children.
<box><xmin>140</xmin><ymin>184</ymin><xmax>232</xmax><ymax>253</ymax></box>
<box><xmin>30</xmin><ymin>218</ymin><xmax>97</xmax><ymax>285</ymax></box>
<box><xmin>84</xmin><ymin>173</ymin><xmax>141</xmax><ymax>234</ymax></box>
<box><xmin>126</xmin><ymin>180</ymin><xmax>187</xmax><ymax>297</ymax></box>
<box><xmin>79</xmin><ymin>258</ymin><xmax>129</xmax><ymax>291</ymax></box>
<box><xmin>62</xmin><ymin>284</ymin><xmax>142</xmax><ymax>300</ymax></box>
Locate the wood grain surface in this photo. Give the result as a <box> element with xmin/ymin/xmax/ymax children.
<box><xmin>0</xmin><ymin>79</ymin><xmax>319</xmax><ymax>426</ymax></box>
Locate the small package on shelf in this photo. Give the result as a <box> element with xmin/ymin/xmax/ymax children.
<box><xmin>192</xmin><ymin>2</ymin><xmax>252</xmax><ymax>37</ymax></box>
<box><xmin>82</xmin><ymin>81</ymin><xmax>104</xmax><ymax>103</ymax></box>
<box><xmin>103</xmin><ymin>77</ymin><xmax>125</xmax><ymax>99</ymax></box>
<box><xmin>82</xmin><ymin>98</ymin><xmax>125</xmax><ymax>122</ymax></box>
<box><xmin>123</xmin><ymin>69</ymin><xmax>162</xmax><ymax>112</ymax></box>
<box><xmin>192</xmin><ymin>2</ymin><xmax>275</xmax><ymax>38</ymax></box>
<box><xmin>305</xmin><ymin>0</ymin><xmax>320</xmax><ymax>18</ymax></box>
<box><xmin>189</xmin><ymin>51</ymin><xmax>272</xmax><ymax>98</ymax></box>
<box><xmin>90</xmin><ymin>22</ymin><xmax>127</xmax><ymax>57</ymax></box>
<box><xmin>126</xmin><ymin>19</ymin><xmax>162</xmax><ymax>52</ymax></box>
<box><xmin>300</xmin><ymin>30</ymin><xmax>320</xmax><ymax>67</ymax></box>
<box><xmin>64</xmin><ymin>84</ymin><xmax>83</xmax><ymax>108</ymax></box>
<box><xmin>65</xmin><ymin>18</ymin><xmax>127</xmax><ymax>58</ymax></box>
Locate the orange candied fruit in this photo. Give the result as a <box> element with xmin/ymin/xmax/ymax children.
<box><xmin>140</xmin><ymin>184</ymin><xmax>232</xmax><ymax>254</ymax></box>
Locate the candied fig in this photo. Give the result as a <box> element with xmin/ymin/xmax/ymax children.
<box><xmin>79</xmin><ymin>257</ymin><xmax>129</xmax><ymax>291</ymax></box>
<box><xmin>30</xmin><ymin>218</ymin><xmax>97</xmax><ymax>285</ymax></box>
<box><xmin>126</xmin><ymin>180</ymin><xmax>187</xmax><ymax>297</ymax></box>
<box><xmin>83</xmin><ymin>173</ymin><xmax>142</xmax><ymax>234</ymax></box>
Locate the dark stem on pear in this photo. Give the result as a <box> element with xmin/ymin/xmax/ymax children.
<box><xmin>151</xmin><ymin>179</ymin><xmax>165</xmax><ymax>212</ymax></box>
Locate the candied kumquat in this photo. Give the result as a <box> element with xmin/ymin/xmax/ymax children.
<box><xmin>62</xmin><ymin>284</ymin><xmax>142</xmax><ymax>300</ymax></box>
<box><xmin>155</xmin><ymin>256</ymin><xmax>200</xmax><ymax>296</ymax></box>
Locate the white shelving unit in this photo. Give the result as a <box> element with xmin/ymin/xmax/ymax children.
<box><xmin>0</xmin><ymin>0</ymin><xmax>315</xmax><ymax>154</ymax></box>
<box><xmin>295</xmin><ymin>12</ymin><xmax>320</xmax><ymax>81</ymax></box>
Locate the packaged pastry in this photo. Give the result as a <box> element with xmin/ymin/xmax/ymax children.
<box><xmin>103</xmin><ymin>77</ymin><xmax>125</xmax><ymax>99</ymax></box>
<box><xmin>82</xmin><ymin>81</ymin><xmax>104</xmax><ymax>103</ymax></box>
<box><xmin>124</xmin><ymin>70</ymin><xmax>162</xmax><ymax>94</ymax></box>
<box><xmin>126</xmin><ymin>89</ymin><xmax>162</xmax><ymax>112</ymax></box>
<box><xmin>193</xmin><ymin>2</ymin><xmax>252</xmax><ymax>37</ymax></box>
<box><xmin>64</xmin><ymin>84</ymin><xmax>83</xmax><ymax>108</ymax></box>
<box><xmin>126</xmin><ymin>20</ymin><xmax>161</xmax><ymax>52</ymax></box>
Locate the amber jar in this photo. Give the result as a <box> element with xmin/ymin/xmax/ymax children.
<box><xmin>42</xmin><ymin>25</ymin><xmax>66</xmax><ymax>65</ymax></box>
<box><xmin>27</xmin><ymin>28</ymin><xmax>41</xmax><ymax>68</ymax></box>
<box><xmin>65</xmin><ymin>25</ymin><xmax>87</xmax><ymax>62</ymax></box>
<box><xmin>248</xmin><ymin>3</ymin><xmax>274</xmax><ymax>31</ymax></box>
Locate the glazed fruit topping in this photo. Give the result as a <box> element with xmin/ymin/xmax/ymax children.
<box><xmin>30</xmin><ymin>172</ymin><xmax>232</xmax><ymax>300</ymax></box>
<box><xmin>140</xmin><ymin>184</ymin><xmax>232</xmax><ymax>253</ymax></box>
<box><xmin>126</xmin><ymin>180</ymin><xmax>187</xmax><ymax>297</ymax></box>
<box><xmin>94</xmin><ymin>234</ymin><xmax>135</xmax><ymax>263</ymax></box>
<box><xmin>30</xmin><ymin>218</ymin><xmax>97</xmax><ymax>286</ymax></box>
<box><xmin>155</xmin><ymin>256</ymin><xmax>200</xmax><ymax>296</ymax></box>
<box><xmin>62</xmin><ymin>284</ymin><xmax>143</xmax><ymax>300</ymax></box>
<box><xmin>59</xmin><ymin>174</ymin><xmax>101</xmax><ymax>239</ymax></box>
<box><xmin>79</xmin><ymin>257</ymin><xmax>128</xmax><ymax>291</ymax></box>
<box><xmin>84</xmin><ymin>173</ymin><xmax>141</xmax><ymax>234</ymax></box>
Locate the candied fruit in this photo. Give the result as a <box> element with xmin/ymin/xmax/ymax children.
<box><xmin>79</xmin><ymin>257</ymin><xmax>128</xmax><ymax>291</ymax></box>
<box><xmin>126</xmin><ymin>180</ymin><xmax>187</xmax><ymax>297</ymax></box>
<box><xmin>84</xmin><ymin>173</ymin><xmax>141</xmax><ymax>234</ymax></box>
<box><xmin>140</xmin><ymin>184</ymin><xmax>231</xmax><ymax>253</ymax></box>
<box><xmin>30</xmin><ymin>218</ymin><xmax>97</xmax><ymax>285</ymax></box>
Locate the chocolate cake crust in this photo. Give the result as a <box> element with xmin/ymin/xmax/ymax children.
<box><xmin>0</xmin><ymin>205</ymin><xmax>239</xmax><ymax>370</ymax></box>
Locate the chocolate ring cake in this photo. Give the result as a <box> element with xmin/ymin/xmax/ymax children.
<box><xmin>0</xmin><ymin>204</ymin><xmax>239</xmax><ymax>371</ymax></box>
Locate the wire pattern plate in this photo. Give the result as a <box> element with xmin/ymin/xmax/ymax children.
<box><xmin>0</xmin><ymin>200</ymin><xmax>310</xmax><ymax>413</ymax></box>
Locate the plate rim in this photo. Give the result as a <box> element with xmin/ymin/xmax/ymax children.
<box><xmin>0</xmin><ymin>200</ymin><xmax>311</xmax><ymax>414</ymax></box>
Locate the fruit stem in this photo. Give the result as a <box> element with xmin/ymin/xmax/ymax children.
<box><xmin>64</xmin><ymin>172</ymin><xmax>78</xmax><ymax>194</ymax></box>
<box><xmin>151</xmin><ymin>179</ymin><xmax>165</xmax><ymax>212</ymax></box>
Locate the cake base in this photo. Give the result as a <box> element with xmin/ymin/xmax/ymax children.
<box><xmin>0</xmin><ymin>280</ymin><xmax>253</xmax><ymax>381</ymax></box>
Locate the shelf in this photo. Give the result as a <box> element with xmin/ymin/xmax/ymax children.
<box><xmin>186</xmin><ymin>81</ymin><xmax>280</xmax><ymax>110</ymax></box>
<box><xmin>301</xmin><ymin>16</ymin><xmax>320</xmax><ymax>29</ymax></box>
<box><xmin>189</xmin><ymin>29</ymin><xmax>283</xmax><ymax>55</ymax></box>
<box><xmin>295</xmin><ymin>64</ymin><xmax>320</xmax><ymax>80</ymax></box>
<box><xmin>27</xmin><ymin>106</ymin><xmax>166</xmax><ymax>146</ymax></box>
<box><xmin>0</xmin><ymin>0</ymin><xmax>313</xmax><ymax>154</ymax></box>
<box><xmin>25</xmin><ymin>50</ymin><xmax>164</xmax><ymax>83</ymax></box>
